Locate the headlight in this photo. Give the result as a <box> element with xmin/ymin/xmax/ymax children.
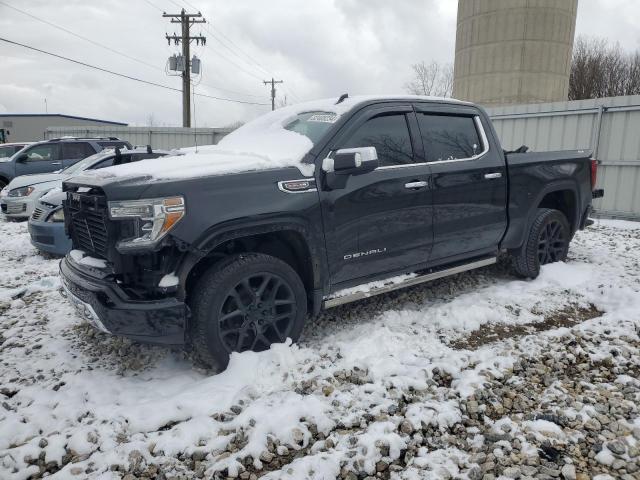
<box><xmin>108</xmin><ymin>196</ymin><xmax>185</xmax><ymax>249</ymax></box>
<box><xmin>47</xmin><ymin>208</ymin><xmax>64</xmax><ymax>223</ymax></box>
<box><xmin>8</xmin><ymin>186</ymin><xmax>35</xmax><ymax>197</ymax></box>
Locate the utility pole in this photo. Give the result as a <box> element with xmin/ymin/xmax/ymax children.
<box><xmin>164</xmin><ymin>9</ymin><xmax>206</xmax><ymax>127</ymax></box>
<box><xmin>263</xmin><ymin>78</ymin><xmax>283</xmax><ymax>111</ymax></box>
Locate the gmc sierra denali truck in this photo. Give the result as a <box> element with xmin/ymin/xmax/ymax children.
<box><xmin>59</xmin><ymin>95</ymin><xmax>603</xmax><ymax>368</ymax></box>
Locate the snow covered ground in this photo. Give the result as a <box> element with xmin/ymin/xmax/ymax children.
<box><xmin>0</xmin><ymin>218</ymin><xmax>639</xmax><ymax>480</ymax></box>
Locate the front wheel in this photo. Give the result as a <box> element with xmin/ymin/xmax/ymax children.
<box><xmin>512</xmin><ymin>208</ymin><xmax>570</xmax><ymax>279</ymax></box>
<box><xmin>189</xmin><ymin>253</ymin><xmax>308</xmax><ymax>369</ymax></box>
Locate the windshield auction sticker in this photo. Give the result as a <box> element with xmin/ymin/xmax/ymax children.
<box><xmin>308</xmin><ymin>113</ymin><xmax>338</xmax><ymax>123</ymax></box>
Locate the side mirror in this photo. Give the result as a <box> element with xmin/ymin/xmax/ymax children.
<box><xmin>322</xmin><ymin>147</ymin><xmax>378</xmax><ymax>175</ymax></box>
<box><xmin>15</xmin><ymin>153</ymin><xmax>28</xmax><ymax>163</ymax></box>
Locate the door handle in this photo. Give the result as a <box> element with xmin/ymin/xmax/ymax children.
<box><xmin>404</xmin><ymin>181</ymin><xmax>428</xmax><ymax>189</ymax></box>
<box><xmin>484</xmin><ymin>172</ymin><xmax>502</xmax><ymax>179</ymax></box>
<box><xmin>52</xmin><ymin>162</ymin><xmax>62</xmax><ymax>165</ymax></box>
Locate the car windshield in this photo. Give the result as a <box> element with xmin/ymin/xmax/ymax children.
<box><xmin>283</xmin><ymin>111</ymin><xmax>338</xmax><ymax>145</ymax></box>
<box><xmin>62</xmin><ymin>151</ymin><xmax>111</xmax><ymax>174</ymax></box>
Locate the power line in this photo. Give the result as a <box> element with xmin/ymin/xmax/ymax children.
<box><xmin>0</xmin><ymin>37</ymin><xmax>270</xmax><ymax>106</ymax></box>
<box><xmin>143</xmin><ymin>0</ymin><xmax>301</xmax><ymax>103</ymax></box>
<box><xmin>163</xmin><ymin>9</ymin><xmax>207</xmax><ymax>127</ymax></box>
<box><xmin>210</xmin><ymin>26</ymin><xmax>272</xmax><ymax>76</ymax></box>
<box><xmin>139</xmin><ymin>0</ymin><xmax>268</xmax><ymax>98</ymax></box>
<box><xmin>140</xmin><ymin>0</ymin><xmax>164</xmax><ymax>13</ymax></box>
<box><xmin>0</xmin><ymin>0</ymin><xmax>162</xmax><ymax>72</ymax></box>
<box><xmin>2</xmin><ymin>0</ymin><xmax>266</xmax><ymax>100</ymax></box>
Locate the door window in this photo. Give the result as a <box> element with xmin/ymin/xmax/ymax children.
<box><xmin>24</xmin><ymin>144</ymin><xmax>57</xmax><ymax>162</ymax></box>
<box><xmin>62</xmin><ymin>142</ymin><xmax>95</xmax><ymax>160</ymax></box>
<box><xmin>417</xmin><ymin>114</ymin><xmax>482</xmax><ymax>162</ymax></box>
<box><xmin>342</xmin><ymin>114</ymin><xmax>414</xmax><ymax>167</ymax></box>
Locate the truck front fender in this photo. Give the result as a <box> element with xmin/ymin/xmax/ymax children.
<box><xmin>174</xmin><ymin>215</ymin><xmax>328</xmax><ymax>305</ymax></box>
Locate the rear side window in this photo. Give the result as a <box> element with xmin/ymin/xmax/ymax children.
<box><xmin>341</xmin><ymin>114</ymin><xmax>414</xmax><ymax>167</ymax></box>
<box><xmin>417</xmin><ymin>114</ymin><xmax>482</xmax><ymax>162</ymax></box>
<box><xmin>62</xmin><ymin>142</ymin><xmax>95</xmax><ymax>160</ymax></box>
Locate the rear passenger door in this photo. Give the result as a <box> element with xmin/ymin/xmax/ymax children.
<box><xmin>319</xmin><ymin>104</ymin><xmax>434</xmax><ymax>286</ymax></box>
<box><xmin>414</xmin><ymin>104</ymin><xmax>507</xmax><ymax>263</ymax></box>
<box><xmin>61</xmin><ymin>142</ymin><xmax>96</xmax><ymax>168</ymax></box>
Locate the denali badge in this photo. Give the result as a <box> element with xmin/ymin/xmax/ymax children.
<box><xmin>344</xmin><ymin>248</ymin><xmax>387</xmax><ymax>260</ymax></box>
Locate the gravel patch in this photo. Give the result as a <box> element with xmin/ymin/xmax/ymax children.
<box><xmin>0</xmin><ymin>218</ymin><xmax>638</xmax><ymax>479</ymax></box>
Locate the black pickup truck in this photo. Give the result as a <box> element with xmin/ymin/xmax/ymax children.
<box><xmin>59</xmin><ymin>95</ymin><xmax>603</xmax><ymax>367</ymax></box>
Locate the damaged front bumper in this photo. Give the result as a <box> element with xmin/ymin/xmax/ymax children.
<box><xmin>59</xmin><ymin>256</ymin><xmax>187</xmax><ymax>345</ymax></box>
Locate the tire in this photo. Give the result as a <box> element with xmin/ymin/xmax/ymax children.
<box><xmin>0</xmin><ymin>179</ymin><xmax>7</xmax><ymax>190</ymax></box>
<box><xmin>189</xmin><ymin>253</ymin><xmax>308</xmax><ymax>369</ymax></box>
<box><xmin>512</xmin><ymin>208</ymin><xmax>570</xmax><ymax>279</ymax></box>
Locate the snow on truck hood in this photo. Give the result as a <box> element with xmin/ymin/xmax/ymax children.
<box><xmin>82</xmin><ymin>95</ymin><xmax>464</xmax><ymax>182</ymax></box>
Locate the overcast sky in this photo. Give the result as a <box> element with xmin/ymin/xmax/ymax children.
<box><xmin>1</xmin><ymin>0</ymin><xmax>639</xmax><ymax>128</ymax></box>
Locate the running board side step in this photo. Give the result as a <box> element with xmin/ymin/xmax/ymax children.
<box><xmin>323</xmin><ymin>257</ymin><xmax>497</xmax><ymax>309</ymax></box>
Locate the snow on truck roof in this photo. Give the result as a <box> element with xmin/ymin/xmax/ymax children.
<box><xmin>82</xmin><ymin>95</ymin><xmax>468</xmax><ymax>181</ymax></box>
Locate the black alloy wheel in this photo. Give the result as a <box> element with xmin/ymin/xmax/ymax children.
<box><xmin>217</xmin><ymin>273</ymin><xmax>297</xmax><ymax>353</ymax></box>
<box><xmin>189</xmin><ymin>253</ymin><xmax>308</xmax><ymax>369</ymax></box>
<box><xmin>512</xmin><ymin>208</ymin><xmax>571</xmax><ymax>279</ymax></box>
<box><xmin>537</xmin><ymin>219</ymin><xmax>567</xmax><ymax>265</ymax></box>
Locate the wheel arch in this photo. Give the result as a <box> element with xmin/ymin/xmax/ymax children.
<box><xmin>504</xmin><ymin>180</ymin><xmax>581</xmax><ymax>252</ymax></box>
<box><xmin>176</xmin><ymin>218</ymin><xmax>326</xmax><ymax>312</ymax></box>
<box><xmin>536</xmin><ymin>187</ymin><xmax>579</xmax><ymax>235</ymax></box>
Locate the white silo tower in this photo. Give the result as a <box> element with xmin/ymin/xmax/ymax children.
<box><xmin>453</xmin><ymin>0</ymin><xmax>578</xmax><ymax>106</ymax></box>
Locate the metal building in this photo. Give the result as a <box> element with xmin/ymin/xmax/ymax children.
<box><xmin>486</xmin><ymin>95</ymin><xmax>640</xmax><ymax>221</ymax></box>
<box><xmin>453</xmin><ymin>0</ymin><xmax>578</xmax><ymax>107</ymax></box>
<box><xmin>45</xmin><ymin>126</ymin><xmax>232</xmax><ymax>150</ymax></box>
<box><xmin>0</xmin><ymin>114</ymin><xmax>127</xmax><ymax>143</ymax></box>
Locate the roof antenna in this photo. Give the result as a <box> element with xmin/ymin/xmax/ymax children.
<box><xmin>336</xmin><ymin>93</ymin><xmax>349</xmax><ymax>104</ymax></box>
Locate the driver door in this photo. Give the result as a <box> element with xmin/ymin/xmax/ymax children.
<box><xmin>318</xmin><ymin>104</ymin><xmax>434</xmax><ymax>287</ymax></box>
<box><xmin>16</xmin><ymin>144</ymin><xmax>61</xmax><ymax>176</ymax></box>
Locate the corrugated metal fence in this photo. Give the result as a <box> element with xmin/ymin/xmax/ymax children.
<box><xmin>45</xmin><ymin>126</ymin><xmax>231</xmax><ymax>150</ymax></box>
<box><xmin>486</xmin><ymin>95</ymin><xmax>640</xmax><ymax>220</ymax></box>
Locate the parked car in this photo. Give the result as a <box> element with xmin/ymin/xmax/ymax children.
<box><xmin>0</xmin><ymin>142</ymin><xmax>33</xmax><ymax>161</ymax></box>
<box><xmin>59</xmin><ymin>95</ymin><xmax>604</xmax><ymax>368</ymax></box>
<box><xmin>28</xmin><ymin>147</ymin><xmax>176</xmax><ymax>255</ymax></box>
<box><xmin>0</xmin><ymin>137</ymin><xmax>131</xmax><ymax>218</ymax></box>
<box><xmin>0</xmin><ymin>136</ymin><xmax>131</xmax><ymax>189</ymax></box>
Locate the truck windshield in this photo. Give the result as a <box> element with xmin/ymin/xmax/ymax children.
<box><xmin>284</xmin><ymin>111</ymin><xmax>338</xmax><ymax>145</ymax></box>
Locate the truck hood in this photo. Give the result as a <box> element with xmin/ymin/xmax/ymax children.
<box><xmin>66</xmin><ymin>147</ymin><xmax>316</xmax><ymax>200</ymax></box>
<box><xmin>7</xmin><ymin>172</ymin><xmax>66</xmax><ymax>190</ymax></box>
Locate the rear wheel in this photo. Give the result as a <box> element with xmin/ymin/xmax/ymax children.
<box><xmin>512</xmin><ymin>208</ymin><xmax>570</xmax><ymax>279</ymax></box>
<box><xmin>189</xmin><ymin>253</ymin><xmax>308</xmax><ymax>369</ymax></box>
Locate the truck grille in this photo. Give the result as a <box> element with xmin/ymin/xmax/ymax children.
<box><xmin>31</xmin><ymin>207</ymin><xmax>46</xmax><ymax>221</ymax></box>
<box><xmin>65</xmin><ymin>191</ymin><xmax>111</xmax><ymax>258</ymax></box>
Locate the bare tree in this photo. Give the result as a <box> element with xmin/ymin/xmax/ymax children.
<box><xmin>569</xmin><ymin>37</ymin><xmax>640</xmax><ymax>100</ymax></box>
<box><xmin>405</xmin><ymin>61</ymin><xmax>453</xmax><ymax>98</ymax></box>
